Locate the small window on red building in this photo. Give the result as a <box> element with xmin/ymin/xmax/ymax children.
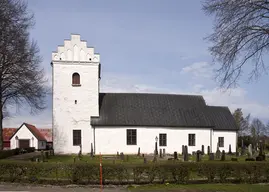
<box><xmin>72</xmin><ymin>73</ymin><xmax>80</xmax><ymax>86</ymax></box>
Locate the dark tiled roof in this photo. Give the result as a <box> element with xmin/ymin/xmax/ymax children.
<box><xmin>91</xmin><ymin>93</ymin><xmax>238</xmax><ymax>131</ymax></box>
<box><xmin>203</xmin><ymin>106</ymin><xmax>238</xmax><ymax>131</ymax></box>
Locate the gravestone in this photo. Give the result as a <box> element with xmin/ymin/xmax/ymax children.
<box><xmin>216</xmin><ymin>149</ymin><xmax>221</xmax><ymax>159</ymax></box>
<box><xmin>182</xmin><ymin>145</ymin><xmax>185</xmax><ymax>155</ymax></box>
<box><xmin>216</xmin><ymin>142</ymin><xmax>221</xmax><ymax>159</ymax></box>
<box><xmin>207</xmin><ymin>146</ymin><xmax>210</xmax><ymax>155</ymax></box>
<box><xmin>120</xmin><ymin>152</ymin><xmax>124</xmax><ymax>161</ymax></box>
<box><xmin>78</xmin><ymin>145</ymin><xmax>82</xmax><ymax>160</ymax></box>
<box><xmin>126</xmin><ymin>155</ymin><xmax>129</xmax><ymax>162</ymax></box>
<box><xmin>259</xmin><ymin>142</ymin><xmax>264</xmax><ymax>156</ymax></box>
<box><xmin>160</xmin><ymin>149</ymin><xmax>162</xmax><ymax>158</ymax></box>
<box><xmin>236</xmin><ymin>147</ymin><xmax>239</xmax><ymax>157</ymax></box>
<box><xmin>221</xmin><ymin>150</ymin><xmax>225</xmax><ymax>161</ymax></box>
<box><xmin>258</xmin><ymin>142</ymin><xmax>265</xmax><ymax>161</ymax></box>
<box><xmin>228</xmin><ymin>144</ymin><xmax>232</xmax><ymax>155</ymax></box>
<box><xmin>143</xmin><ymin>157</ymin><xmax>147</xmax><ymax>164</ymax></box>
<box><xmin>185</xmin><ymin>145</ymin><xmax>188</xmax><ymax>155</ymax></box>
<box><xmin>137</xmin><ymin>147</ymin><xmax>140</xmax><ymax>156</ymax></box>
<box><xmin>184</xmin><ymin>146</ymin><xmax>188</xmax><ymax>161</ymax></box>
<box><xmin>155</xmin><ymin>141</ymin><xmax>158</xmax><ymax>155</ymax></box>
<box><xmin>163</xmin><ymin>149</ymin><xmax>166</xmax><ymax>157</ymax></box>
<box><xmin>45</xmin><ymin>151</ymin><xmax>49</xmax><ymax>159</ymax></box>
<box><xmin>117</xmin><ymin>151</ymin><xmax>119</xmax><ymax>158</ymax></box>
<box><xmin>90</xmin><ymin>143</ymin><xmax>94</xmax><ymax>157</ymax></box>
<box><xmin>201</xmin><ymin>145</ymin><xmax>204</xmax><ymax>155</ymax></box>
<box><xmin>241</xmin><ymin>145</ymin><xmax>245</xmax><ymax>156</ymax></box>
<box><xmin>41</xmin><ymin>150</ymin><xmax>44</xmax><ymax>162</ymax></box>
<box><xmin>209</xmin><ymin>153</ymin><xmax>214</xmax><ymax>161</ymax></box>
<box><xmin>248</xmin><ymin>144</ymin><xmax>253</xmax><ymax>157</ymax></box>
<box><xmin>174</xmin><ymin>151</ymin><xmax>178</xmax><ymax>160</ymax></box>
<box><xmin>196</xmin><ymin>150</ymin><xmax>202</xmax><ymax>162</ymax></box>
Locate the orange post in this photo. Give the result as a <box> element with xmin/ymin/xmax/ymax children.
<box><xmin>100</xmin><ymin>152</ymin><xmax>103</xmax><ymax>191</ymax></box>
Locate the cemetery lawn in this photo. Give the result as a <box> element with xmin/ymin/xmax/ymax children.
<box><xmin>45</xmin><ymin>154</ymin><xmax>145</xmax><ymax>163</ymax></box>
<box><xmin>128</xmin><ymin>184</ymin><xmax>269</xmax><ymax>192</ymax></box>
<box><xmin>32</xmin><ymin>154</ymin><xmax>251</xmax><ymax>163</ymax></box>
<box><xmin>39</xmin><ymin>154</ymin><xmax>248</xmax><ymax>163</ymax></box>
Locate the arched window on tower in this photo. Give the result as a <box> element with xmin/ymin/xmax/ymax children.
<box><xmin>72</xmin><ymin>72</ymin><xmax>81</xmax><ymax>86</ymax></box>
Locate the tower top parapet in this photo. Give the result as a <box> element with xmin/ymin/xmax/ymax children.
<box><xmin>52</xmin><ymin>34</ymin><xmax>100</xmax><ymax>63</ymax></box>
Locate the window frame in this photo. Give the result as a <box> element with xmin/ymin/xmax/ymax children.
<box><xmin>126</xmin><ymin>129</ymin><xmax>137</xmax><ymax>145</ymax></box>
<box><xmin>73</xmin><ymin>130</ymin><xmax>81</xmax><ymax>146</ymax></box>
<box><xmin>159</xmin><ymin>133</ymin><xmax>167</xmax><ymax>146</ymax></box>
<box><xmin>218</xmin><ymin>137</ymin><xmax>224</xmax><ymax>147</ymax></box>
<box><xmin>188</xmin><ymin>134</ymin><xmax>196</xmax><ymax>146</ymax></box>
<box><xmin>72</xmin><ymin>72</ymin><xmax>81</xmax><ymax>86</ymax></box>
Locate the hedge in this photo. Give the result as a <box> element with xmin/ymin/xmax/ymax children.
<box><xmin>0</xmin><ymin>161</ymin><xmax>269</xmax><ymax>185</ymax></box>
<box><xmin>0</xmin><ymin>147</ymin><xmax>35</xmax><ymax>159</ymax></box>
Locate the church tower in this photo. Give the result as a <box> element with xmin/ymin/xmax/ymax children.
<box><xmin>51</xmin><ymin>34</ymin><xmax>100</xmax><ymax>154</ymax></box>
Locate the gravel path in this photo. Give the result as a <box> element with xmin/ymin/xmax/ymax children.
<box><xmin>6</xmin><ymin>151</ymin><xmax>41</xmax><ymax>160</ymax></box>
<box><xmin>0</xmin><ymin>183</ymin><xmax>128</xmax><ymax>192</ymax></box>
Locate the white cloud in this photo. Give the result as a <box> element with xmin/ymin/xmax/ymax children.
<box><xmin>181</xmin><ymin>62</ymin><xmax>213</xmax><ymax>79</ymax></box>
<box><xmin>3</xmin><ymin>109</ymin><xmax>51</xmax><ymax>128</ymax></box>
<box><xmin>101</xmin><ymin>72</ymin><xmax>269</xmax><ymax>121</ymax></box>
<box><xmin>3</xmin><ymin>70</ymin><xmax>269</xmax><ymax>128</ymax></box>
<box><xmin>200</xmin><ymin>87</ymin><xmax>269</xmax><ymax>120</ymax></box>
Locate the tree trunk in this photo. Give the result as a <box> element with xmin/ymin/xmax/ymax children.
<box><xmin>0</xmin><ymin>105</ymin><xmax>3</xmax><ymax>150</ymax></box>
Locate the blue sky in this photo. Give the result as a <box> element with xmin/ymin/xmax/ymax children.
<box><xmin>3</xmin><ymin>0</ymin><xmax>269</xmax><ymax>127</ymax></box>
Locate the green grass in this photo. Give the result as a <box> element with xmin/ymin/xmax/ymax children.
<box><xmin>45</xmin><ymin>154</ymin><xmax>247</xmax><ymax>164</ymax></box>
<box><xmin>178</xmin><ymin>154</ymin><xmax>249</xmax><ymax>162</ymax></box>
<box><xmin>128</xmin><ymin>184</ymin><xmax>269</xmax><ymax>192</ymax></box>
<box><xmin>44</xmin><ymin>154</ymin><xmax>145</xmax><ymax>164</ymax></box>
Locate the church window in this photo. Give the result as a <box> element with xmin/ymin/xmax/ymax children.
<box><xmin>72</xmin><ymin>72</ymin><xmax>80</xmax><ymax>86</ymax></box>
<box><xmin>188</xmin><ymin>134</ymin><xmax>196</xmax><ymax>146</ymax></box>
<box><xmin>218</xmin><ymin>137</ymin><xmax>224</xmax><ymax>147</ymax></box>
<box><xmin>159</xmin><ymin>133</ymin><xmax>167</xmax><ymax>146</ymax></box>
<box><xmin>73</xmin><ymin>130</ymin><xmax>81</xmax><ymax>146</ymax></box>
<box><xmin>127</xmin><ymin>129</ymin><xmax>137</xmax><ymax>145</ymax></box>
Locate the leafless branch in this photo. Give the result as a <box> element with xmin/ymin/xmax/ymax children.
<box><xmin>203</xmin><ymin>0</ymin><xmax>269</xmax><ymax>89</ymax></box>
<box><xmin>0</xmin><ymin>0</ymin><xmax>48</xmax><ymax>149</ymax></box>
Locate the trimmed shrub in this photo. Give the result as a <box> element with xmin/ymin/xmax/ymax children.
<box><xmin>0</xmin><ymin>147</ymin><xmax>35</xmax><ymax>160</ymax></box>
<box><xmin>0</xmin><ymin>148</ymin><xmax>20</xmax><ymax>159</ymax></box>
<box><xmin>24</xmin><ymin>147</ymin><xmax>35</xmax><ymax>153</ymax></box>
<box><xmin>0</xmin><ymin>161</ymin><xmax>268</xmax><ymax>185</ymax></box>
<box><xmin>246</xmin><ymin>158</ymin><xmax>255</xmax><ymax>161</ymax></box>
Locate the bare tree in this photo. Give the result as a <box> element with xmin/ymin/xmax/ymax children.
<box><xmin>202</xmin><ymin>0</ymin><xmax>269</xmax><ymax>88</ymax></box>
<box><xmin>232</xmin><ymin>108</ymin><xmax>251</xmax><ymax>136</ymax></box>
<box><xmin>0</xmin><ymin>0</ymin><xmax>48</xmax><ymax>149</ymax></box>
<box><xmin>250</xmin><ymin>118</ymin><xmax>266</xmax><ymax>148</ymax></box>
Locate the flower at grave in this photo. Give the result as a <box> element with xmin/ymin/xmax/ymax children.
<box><xmin>165</xmin><ymin>182</ymin><xmax>169</xmax><ymax>185</ymax></box>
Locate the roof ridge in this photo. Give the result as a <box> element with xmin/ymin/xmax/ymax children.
<box><xmin>100</xmin><ymin>92</ymin><xmax>203</xmax><ymax>97</ymax></box>
<box><xmin>206</xmin><ymin>106</ymin><xmax>230</xmax><ymax>109</ymax></box>
<box><xmin>24</xmin><ymin>123</ymin><xmax>47</xmax><ymax>141</ymax></box>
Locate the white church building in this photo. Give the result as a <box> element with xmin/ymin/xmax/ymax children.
<box><xmin>51</xmin><ymin>34</ymin><xmax>238</xmax><ymax>155</ymax></box>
